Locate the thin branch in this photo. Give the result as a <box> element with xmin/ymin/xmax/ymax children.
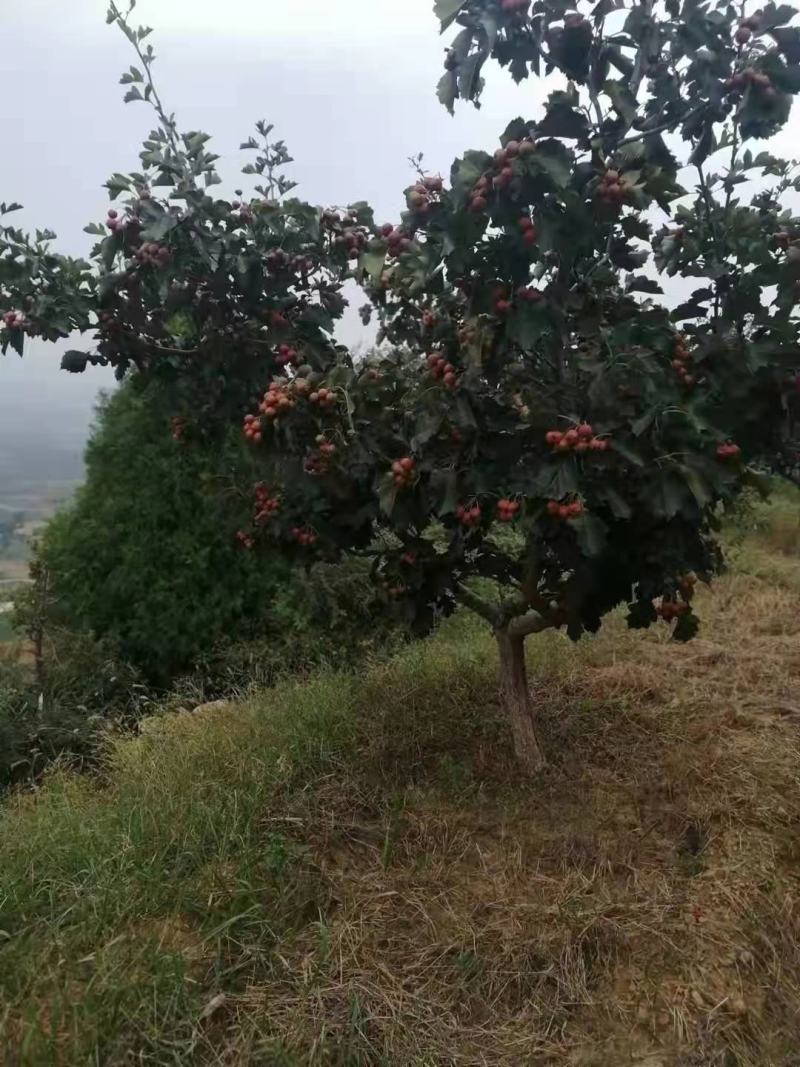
<box><xmin>695</xmin><ymin>162</ymin><xmax>724</xmax><ymax>324</ymax></box>
<box><xmin>616</xmin><ymin>104</ymin><xmax>708</xmax><ymax>149</ymax></box>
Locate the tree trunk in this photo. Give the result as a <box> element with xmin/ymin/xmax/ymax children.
<box><xmin>496</xmin><ymin>628</ymin><xmax>546</xmax><ymax>773</ymax></box>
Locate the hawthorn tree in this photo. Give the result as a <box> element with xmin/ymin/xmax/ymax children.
<box><xmin>2</xmin><ymin>0</ymin><xmax>800</xmax><ymax>770</ymax></box>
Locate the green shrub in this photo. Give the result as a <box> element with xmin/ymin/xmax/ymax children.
<box><xmin>33</xmin><ymin>377</ymin><xmax>300</xmax><ymax>683</ymax></box>
<box><xmin>0</xmin><ymin>632</ymin><xmax>146</xmax><ymax>787</ymax></box>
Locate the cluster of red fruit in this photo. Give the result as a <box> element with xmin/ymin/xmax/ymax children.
<box><xmin>291</xmin><ymin>526</ymin><xmax>317</xmax><ymax>547</ymax></box>
<box><xmin>656</xmin><ymin>599</ymin><xmax>691</xmax><ymax>621</ymax></box>
<box><xmin>265</xmin><ymin>249</ymin><xmax>290</xmax><ymax>272</ymax></box>
<box><xmin>496</xmin><ymin>498</ymin><xmax>521</xmax><ymax>522</ymax></box>
<box><xmin>400</xmin><ymin>551</ymin><xmax>417</xmax><ymax>566</ymax></box>
<box><xmin>407</xmin><ymin>175</ymin><xmax>444</xmax><ymax>217</ymax></box>
<box><xmin>678</xmin><ymin>574</ymin><xmax>696</xmax><ymax>601</ymax></box>
<box><xmin>595</xmin><ymin>169</ymin><xmax>634</xmax><ymax>209</ymax></box>
<box><xmin>243</xmin><ymin>413</ymin><xmax>263</xmax><ymax>443</ymax></box>
<box><xmin>276</xmin><ymin>343</ymin><xmax>300</xmax><ymax>367</ymax></box>
<box><xmin>1</xmin><ymin>310</ymin><xmax>27</xmax><ymax>329</ymax></box>
<box><xmin>772</xmin><ymin>228</ymin><xmax>795</xmax><ymax>249</ymax></box>
<box><xmin>380</xmin><ymin>223</ymin><xmax>413</xmax><ymax>258</ymax></box>
<box><xmin>254</xmin><ymin>483</ymin><xmax>281</xmax><ymax>524</ymax></box>
<box><xmin>517</xmin><ymin>215</ymin><xmax>538</xmax><ymax>247</ymax></box>
<box><xmin>515</xmin><ymin>284</ymin><xmax>543</xmax><ymax>303</ymax></box>
<box><xmin>456</xmin><ymin>503</ymin><xmax>482</xmax><ymax>528</ymax></box>
<box><xmin>236</xmin><ymin>530</ymin><xmax>255</xmax><ymax>550</ymax></box>
<box><xmin>106</xmin><ymin>209</ymin><xmax>128</xmax><ymax>234</ymax></box>
<box><xmin>262</xmin><ymin>380</ymin><xmax>298</xmax><ymax>419</ymax></box>
<box><xmin>723</xmin><ymin>65</ymin><xmax>775</xmax><ymax>98</ymax></box>
<box><xmin>309</xmin><ymin>386</ymin><xmax>337</xmax><ymax>409</ymax></box>
<box><xmin>547</xmin><ymin>499</ymin><xmax>585</xmax><ymax>520</ymax></box>
<box><xmin>671</xmin><ymin>334</ymin><xmax>695</xmax><ymax>388</ymax></box>
<box><xmin>171</xmin><ymin>415</ymin><xmax>187</xmax><ymax>442</ymax></box>
<box><xmin>422</xmin><ymin>310</ymin><xmax>436</xmax><ymax>329</ymax></box>
<box><xmin>427</xmin><ymin>352</ymin><xmax>459</xmax><ymax>388</ymax></box>
<box><xmin>545</xmin><ymin>424</ymin><xmax>609</xmax><ymax>454</ymax></box>
<box><xmin>733</xmin><ymin>13</ymin><xmax>761</xmax><ymax>44</ymax></box>
<box><xmin>231</xmin><ymin>200</ymin><xmax>254</xmax><ymax>223</ymax></box>
<box><xmin>716</xmin><ymin>441</ymin><xmax>742</xmax><ymax>460</ymax></box>
<box><xmin>334</xmin><ymin>226</ymin><xmax>369</xmax><ymax>260</ymax></box>
<box><xmin>493</xmin><ymin>283</ymin><xmax>544</xmax><ymax>316</ymax></box>
<box><xmin>500</xmin><ymin>0</ymin><xmax>529</xmax><ymax>11</ymax></box>
<box><xmin>467</xmin><ymin>137</ymin><xmax>536</xmax><ymax>212</ymax></box>
<box><xmin>134</xmin><ymin>241</ymin><xmax>170</xmax><ymax>268</ymax></box>
<box><xmin>392</xmin><ymin>457</ymin><xmax>416</xmax><ymax>488</ymax></box>
<box><xmin>304</xmin><ymin>435</ymin><xmax>337</xmax><ymax>476</ymax></box>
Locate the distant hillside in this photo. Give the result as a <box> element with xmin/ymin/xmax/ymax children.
<box><xmin>0</xmin><ymin>346</ymin><xmax>112</xmax><ymax>513</ymax></box>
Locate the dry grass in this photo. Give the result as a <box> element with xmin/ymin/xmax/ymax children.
<box><xmin>1</xmin><ymin>507</ymin><xmax>799</xmax><ymax>1065</ymax></box>
<box><xmin>223</xmin><ymin>563</ymin><xmax>800</xmax><ymax>1066</ymax></box>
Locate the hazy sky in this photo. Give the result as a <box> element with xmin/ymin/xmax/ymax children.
<box><xmin>1</xmin><ymin>0</ymin><xmax>798</xmax><ymax>455</ymax></box>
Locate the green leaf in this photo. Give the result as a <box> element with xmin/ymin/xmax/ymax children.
<box><xmin>603</xmin><ymin>80</ymin><xmax>638</xmax><ymax>123</ymax></box>
<box><xmin>434</xmin><ymin>0</ymin><xmax>466</xmax><ymax>30</ymax></box>
<box><xmin>680</xmin><ymin>466</ymin><xmax>712</xmax><ymax>509</ymax></box>
<box><xmin>631</xmin><ymin>407</ymin><xmax>657</xmax><ymax>437</ymax></box>
<box><xmin>627</xmin><ymin>598</ymin><xmax>657</xmax><ymax>629</ymax></box>
<box><xmin>610</xmin><ymin>440</ymin><xmax>645</xmax><ymax>467</ymax></box>
<box><xmin>673</xmin><ymin>611</ymin><xmax>700</xmax><ymax>642</ymax></box>
<box><xmin>61</xmin><ymin>350</ymin><xmax>89</xmax><ymax>373</ymax></box>
<box><xmin>437</xmin><ymin>71</ymin><xmax>458</xmax><ymax>113</ymax></box>
<box><xmin>378</xmin><ymin>473</ymin><xmax>398</xmax><ymax>517</ymax></box>
<box><xmin>574</xmin><ymin>513</ymin><xmax>608</xmax><ymax>557</ymax></box>
<box><xmin>537</xmin><ymin>91</ymin><xmax>590</xmax><ymax>141</ymax></box>
<box><xmin>528</xmin><ymin>139</ymin><xmax>574</xmax><ymax>188</ymax></box>
<box><xmin>123</xmin><ymin>86</ymin><xmax>144</xmax><ymax>103</ymax></box>
<box><xmin>430</xmin><ymin>468</ymin><xmax>460</xmax><ymax>515</ymax></box>
<box><xmin>626</xmin><ymin>275</ymin><xmax>663</xmax><ymax>294</ymax></box>
<box><xmin>411</xmin><ymin>410</ymin><xmax>443</xmax><ymax>450</ymax></box>
<box><xmin>650</xmin><ymin>472</ymin><xmax>689</xmax><ymax>519</ymax></box>
<box><xmin>507</xmin><ymin>302</ymin><xmax>549</xmax><ymax>349</ymax></box>
<box><xmin>597</xmin><ymin>486</ymin><xmax>632</xmax><ymax>518</ymax></box>
<box><xmin>358</xmin><ymin>246</ymin><xmax>387</xmax><ymax>285</ymax></box>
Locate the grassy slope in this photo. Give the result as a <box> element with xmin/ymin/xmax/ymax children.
<box><xmin>1</xmin><ymin>499</ymin><xmax>799</xmax><ymax>1066</ymax></box>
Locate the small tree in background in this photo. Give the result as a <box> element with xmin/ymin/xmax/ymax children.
<box><xmin>34</xmin><ymin>377</ymin><xmax>294</xmax><ymax>682</ymax></box>
<box><xmin>1</xmin><ymin>0</ymin><xmax>799</xmax><ymax>769</ymax></box>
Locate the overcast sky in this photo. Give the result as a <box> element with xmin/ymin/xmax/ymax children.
<box><xmin>0</xmin><ymin>0</ymin><xmax>543</xmax><ymax>426</ymax></box>
<box><xmin>1</xmin><ymin>0</ymin><xmax>798</xmax><ymax>459</ymax></box>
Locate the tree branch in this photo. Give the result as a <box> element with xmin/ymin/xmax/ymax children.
<box><xmin>508</xmin><ymin>611</ymin><xmax>552</xmax><ymax>639</ymax></box>
<box><xmin>455</xmin><ymin>582</ymin><xmax>503</xmax><ymax>628</ymax></box>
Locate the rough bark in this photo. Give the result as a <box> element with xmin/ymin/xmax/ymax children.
<box><xmin>496</xmin><ymin>628</ymin><xmax>546</xmax><ymax>773</ymax></box>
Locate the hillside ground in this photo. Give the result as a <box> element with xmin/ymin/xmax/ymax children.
<box><xmin>0</xmin><ymin>494</ymin><xmax>799</xmax><ymax>1065</ymax></box>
